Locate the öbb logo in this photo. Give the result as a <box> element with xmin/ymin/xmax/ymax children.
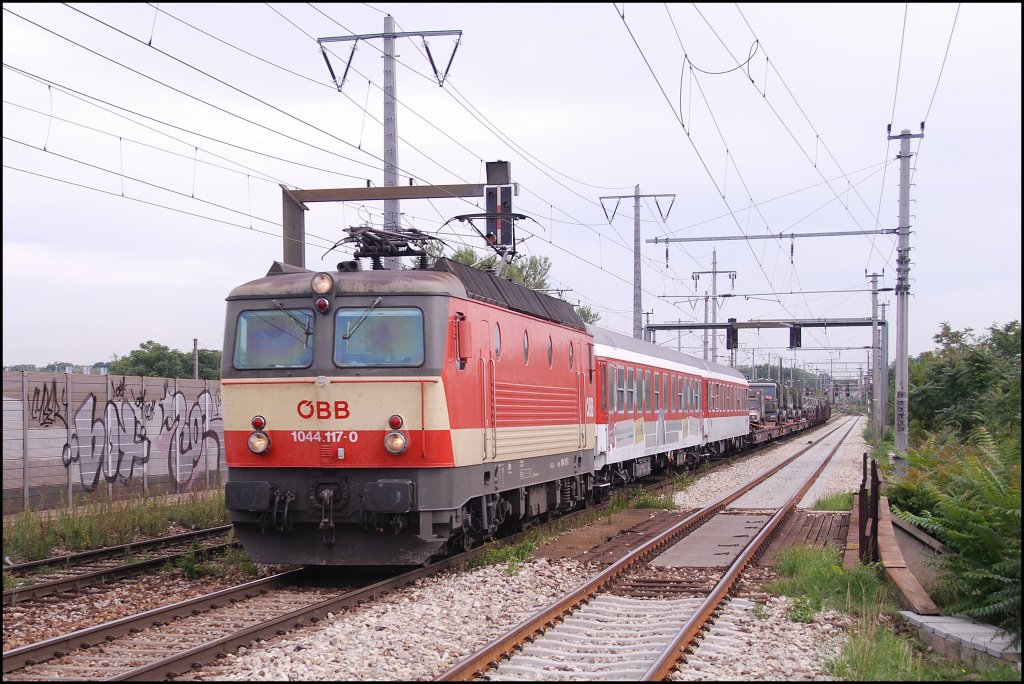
<box><xmin>297</xmin><ymin>400</ymin><xmax>350</xmax><ymax>420</ymax></box>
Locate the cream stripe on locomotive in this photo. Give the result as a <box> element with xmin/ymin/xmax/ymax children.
<box><xmin>221</xmin><ymin>377</ymin><xmax>452</xmax><ymax>431</ymax></box>
<box><xmin>449</xmin><ymin>422</ymin><xmax>597</xmax><ymax>467</ymax></box>
<box><xmin>223</xmin><ymin>377</ymin><xmax>593</xmax><ymax>468</ymax></box>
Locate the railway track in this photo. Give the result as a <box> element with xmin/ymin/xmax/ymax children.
<box><xmin>437</xmin><ymin>418</ymin><xmax>857</xmax><ymax>680</ymax></box>
<box><xmin>3</xmin><ymin>526</ymin><xmax>236</xmax><ymax>607</ymax></box>
<box><xmin>3</xmin><ymin>421</ymin><xmax>837</xmax><ymax>680</ymax></box>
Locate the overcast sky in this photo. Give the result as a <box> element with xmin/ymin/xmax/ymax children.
<box><xmin>3</xmin><ymin>3</ymin><xmax>1021</xmax><ymax>379</ymax></box>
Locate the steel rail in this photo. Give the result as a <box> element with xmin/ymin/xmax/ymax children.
<box><xmin>437</xmin><ymin>418</ymin><xmax>853</xmax><ymax>680</ymax></box>
<box><xmin>642</xmin><ymin>418</ymin><xmax>857</xmax><ymax>680</ymax></box>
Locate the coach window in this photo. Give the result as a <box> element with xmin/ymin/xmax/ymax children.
<box><xmin>493</xmin><ymin>323</ymin><xmax>501</xmax><ymax>359</ymax></box>
<box><xmin>645</xmin><ymin>370</ymin><xmax>652</xmax><ymax>412</ymax></box>
<box><xmin>622</xmin><ymin>368</ymin><xmax>630</xmax><ymax>411</ymax></box>
<box><xmin>234</xmin><ymin>309</ymin><xmax>314</xmax><ymax>369</ymax></box>
<box><xmin>635</xmin><ymin>370</ymin><xmax>643</xmax><ymax>412</ymax></box>
<box><xmin>616</xmin><ymin>365</ymin><xmax>625</xmax><ymax>413</ymax></box>
<box><xmin>653</xmin><ymin>372</ymin><xmax>661</xmax><ymax>411</ymax></box>
<box><xmin>600</xmin><ymin>364</ymin><xmax>607</xmax><ymax>413</ymax></box>
<box><xmin>523</xmin><ymin>330</ymin><xmax>529</xmax><ymax>363</ymax></box>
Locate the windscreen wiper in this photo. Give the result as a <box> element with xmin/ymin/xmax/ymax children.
<box><xmin>273</xmin><ymin>300</ymin><xmax>312</xmax><ymax>346</ymax></box>
<box><xmin>343</xmin><ymin>296</ymin><xmax>382</xmax><ymax>340</ymax></box>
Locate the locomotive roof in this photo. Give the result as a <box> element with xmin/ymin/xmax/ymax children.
<box><xmin>227</xmin><ymin>259</ymin><xmax>587</xmax><ymax>331</ymax></box>
<box><xmin>588</xmin><ymin>324</ymin><xmax>746</xmax><ymax>382</ymax></box>
<box><xmin>226</xmin><ymin>261</ymin><xmax>470</xmax><ymax>299</ymax></box>
<box><xmin>433</xmin><ymin>258</ymin><xmax>586</xmax><ymax>331</ymax></box>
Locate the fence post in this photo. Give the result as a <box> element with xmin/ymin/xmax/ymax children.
<box><xmin>21</xmin><ymin>371</ymin><xmax>29</xmax><ymax>510</ymax></box>
<box><xmin>858</xmin><ymin>452</ymin><xmax>867</xmax><ymax>561</ymax></box>
<box><xmin>107</xmin><ymin>371</ymin><xmax>113</xmax><ymax>501</ymax></box>
<box><xmin>174</xmin><ymin>376</ymin><xmax>180</xmax><ymax>493</ymax></box>
<box><xmin>66</xmin><ymin>370</ymin><xmax>73</xmax><ymax>510</ymax></box>
<box><xmin>869</xmin><ymin>459</ymin><xmax>881</xmax><ymax>563</ymax></box>
<box><xmin>141</xmin><ymin>375</ymin><xmax>148</xmax><ymax>495</ymax></box>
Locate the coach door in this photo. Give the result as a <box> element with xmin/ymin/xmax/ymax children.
<box><xmin>655</xmin><ymin>372</ymin><xmax>667</xmax><ymax>448</ymax></box>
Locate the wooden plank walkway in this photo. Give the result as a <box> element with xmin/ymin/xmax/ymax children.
<box><xmin>757</xmin><ymin>511</ymin><xmax>849</xmax><ymax>566</ymax></box>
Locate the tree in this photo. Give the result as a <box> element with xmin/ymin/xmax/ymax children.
<box><xmin>506</xmin><ymin>255</ymin><xmax>551</xmax><ymax>290</ymax></box>
<box><xmin>439</xmin><ymin>246</ymin><xmax>551</xmax><ymax>290</ymax></box>
<box><xmin>109</xmin><ymin>341</ymin><xmax>221</xmax><ymax>380</ymax></box>
<box><xmin>576</xmin><ymin>304</ymin><xmax>601</xmax><ymax>324</ymax></box>
<box><xmin>909</xmin><ymin>321</ymin><xmax>1021</xmax><ymax>439</ymax></box>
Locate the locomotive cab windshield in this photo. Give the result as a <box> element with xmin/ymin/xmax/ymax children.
<box><xmin>233</xmin><ymin>309</ymin><xmax>314</xmax><ymax>369</ymax></box>
<box><xmin>335</xmin><ymin>306</ymin><xmax>424</xmax><ymax>367</ymax></box>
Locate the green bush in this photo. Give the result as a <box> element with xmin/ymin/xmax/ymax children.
<box><xmin>892</xmin><ymin>429</ymin><xmax>1021</xmax><ymax>648</ymax></box>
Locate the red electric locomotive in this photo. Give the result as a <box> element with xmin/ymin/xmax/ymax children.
<box><xmin>222</xmin><ymin>256</ymin><xmax>595</xmax><ymax>565</ymax></box>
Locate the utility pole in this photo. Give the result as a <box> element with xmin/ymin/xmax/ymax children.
<box><xmin>193</xmin><ymin>338</ymin><xmax>199</xmax><ymax>380</ymax></box>
<box><xmin>880</xmin><ymin>302</ymin><xmax>889</xmax><ymax>437</ymax></box>
<box><xmin>318</xmin><ymin>17</ymin><xmax>462</xmax><ymax>270</ymax></box>
<box><xmin>642</xmin><ymin>310</ymin><xmax>655</xmax><ymax>342</ymax></box>
<box><xmin>599</xmin><ymin>187</ymin><xmax>674</xmax><ymax>339</ymax></box>
<box><xmin>702</xmin><ymin>292</ymin><xmax>709</xmax><ymax>359</ymax></box>
<box><xmin>691</xmin><ymin>249</ymin><xmax>736</xmax><ymax>363</ymax></box>
<box><xmin>888</xmin><ymin>126</ymin><xmax>923</xmax><ymax>455</ymax></box>
<box><xmin>868</xmin><ymin>272</ymin><xmax>882</xmax><ymax>445</ymax></box>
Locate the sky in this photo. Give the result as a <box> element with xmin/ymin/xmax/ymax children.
<box><xmin>3</xmin><ymin>2</ymin><xmax>1021</xmax><ymax>381</ymax></box>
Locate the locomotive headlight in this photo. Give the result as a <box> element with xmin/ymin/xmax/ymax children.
<box><xmin>247</xmin><ymin>431</ymin><xmax>271</xmax><ymax>454</ymax></box>
<box><xmin>383</xmin><ymin>431</ymin><xmax>408</xmax><ymax>455</ymax></box>
<box><xmin>311</xmin><ymin>272</ymin><xmax>334</xmax><ymax>295</ymax></box>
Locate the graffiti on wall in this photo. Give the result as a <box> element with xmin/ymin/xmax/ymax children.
<box><xmin>21</xmin><ymin>376</ymin><xmax>223</xmax><ymax>492</ymax></box>
<box><xmin>29</xmin><ymin>378</ymin><xmax>68</xmax><ymax>429</ymax></box>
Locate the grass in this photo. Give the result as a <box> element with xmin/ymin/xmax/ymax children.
<box><xmin>767</xmin><ymin>545</ymin><xmax>1020</xmax><ymax>681</ymax></box>
<box><xmin>631</xmin><ymin>491</ymin><xmax>676</xmax><ymax>510</ymax></box>
<box><xmin>813</xmin><ymin>491</ymin><xmax>854</xmax><ymax>511</ymax></box>
<box><xmin>2</xmin><ymin>489</ymin><xmax>229</xmax><ymax>562</ymax></box>
<box><xmin>472</xmin><ymin>537</ymin><xmax>538</xmax><ymax>574</ymax></box>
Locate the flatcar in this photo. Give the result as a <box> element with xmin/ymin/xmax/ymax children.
<box><xmin>220</xmin><ymin>256</ymin><xmax>797</xmax><ymax>567</ymax></box>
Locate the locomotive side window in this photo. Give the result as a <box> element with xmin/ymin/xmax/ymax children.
<box><xmin>493</xmin><ymin>323</ymin><xmax>501</xmax><ymax>359</ymax></box>
<box><xmin>234</xmin><ymin>309</ymin><xmax>314</xmax><ymax>369</ymax></box>
<box><xmin>334</xmin><ymin>307</ymin><xmax>424</xmax><ymax>367</ymax></box>
<box><xmin>569</xmin><ymin>341</ymin><xmax>574</xmax><ymax>370</ymax></box>
<box><xmin>547</xmin><ymin>336</ymin><xmax>553</xmax><ymax>368</ymax></box>
<box><xmin>523</xmin><ymin>330</ymin><xmax>529</xmax><ymax>363</ymax></box>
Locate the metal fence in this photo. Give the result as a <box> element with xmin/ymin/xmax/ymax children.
<box><xmin>2</xmin><ymin>371</ymin><xmax>224</xmax><ymax>514</ymax></box>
